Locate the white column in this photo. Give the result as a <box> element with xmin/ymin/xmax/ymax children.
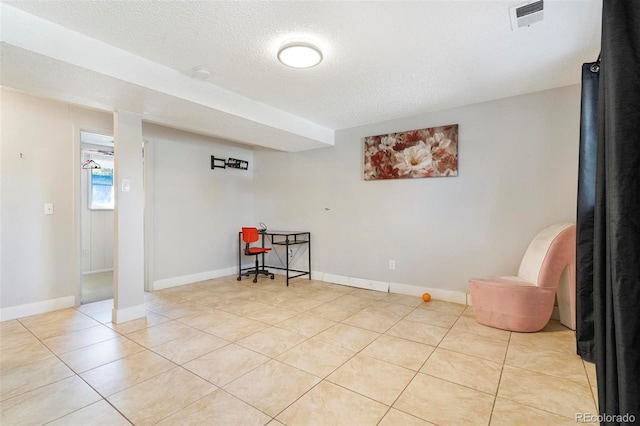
<box><xmin>112</xmin><ymin>111</ymin><xmax>145</xmax><ymax>323</ymax></box>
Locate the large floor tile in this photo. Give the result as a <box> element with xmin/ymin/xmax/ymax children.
<box><xmin>224</xmin><ymin>359</ymin><xmax>321</xmax><ymax>417</ymax></box>
<box><xmin>108</xmin><ymin>367</ymin><xmax>216</xmax><ymax>425</ymax></box>
<box><xmin>58</xmin><ymin>336</ymin><xmax>146</xmax><ymax>373</ymax></box>
<box><xmin>149</xmin><ymin>301</ymin><xmax>211</xmax><ymax>320</ymax></box>
<box><xmin>47</xmin><ymin>399</ymin><xmax>131</xmax><ymax>426</ymax></box>
<box><xmin>41</xmin><ymin>324</ymin><xmax>118</xmax><ymax>355</ymax></box>
<box><xmin>183</xmin><ymin>343</ymin><xmax>269</xmax><ymax>386</ymax></box>
<box><xmin>386</xmin><ymin>318</ymin><xmax>448</xmax><ymax>346</ymax></box>
<box><xmin>404</xmin><ymin>308</ymin><xmax>460</xmax><ymax>328</ymax></box>
<box><xmin>21</xmin><ymin>311</ymin><xmax>101</xmax><ymax>340</ymax></box>
<box><xmin>0</xmin><ymin>341</ymin><xmax>54</xmax><ymax>370</ymax></box>
<box><xmin>0</xmin><ymin>320</ymin><xmax>40</xmax><ymax>349</ymax></box>
<box><xmin>199</xmin><ymin>316</ymin><xmax>268</xmax><ymax>341</ymax></box>
<box><xmin>361</xmin><ymin>335</ymin><xmax>434</xmax><ymax>371</ymax></box>
<box><xmin>327</xmin><ymin>353</ymin><xmax>416</xmax><ymax>405</ymax></box>
<box><xmin>1</xmin><ymin>355</ymin><xmax>74</xmax><ymax>401</ymax></box>
<box><xmin>308</xmin><ymin>299</ymin><xmax>367</xmax><ymax>321</ymax></box>
<box><xmin>450</xmin><ymin>314</ymin><xmax>511</xmax><ymax>341</ymax></box>
<box><xmin>379</xmin><ymin>408</ymin><xmax>437</xmax><ymax>426</ymax></box>
<box><xmin>219</xmin><ymin>299</ymin><xmax>275</xmax><ymax>317</ymax></box>
<box><xmin>508</xmin><ymin>320</ymin><xmax>576</xmax><ymax>354</ymax></box>
<box><xmin>156</xmin><ymin>389</ymin><xmax>271</xmax><ymax>426</ymax></box>
<box><xmin>490</xmin><ymin>397</ymin><xmax>582</xmax><ymax>425</ymax></box>
<box><xmin>420</xmin><ymin>348</ymin><xmax>502</xmax><ymax>395</ymax></box>
<box><xmin>505</xmin><ymin>342</ymin><xmax>588</xmax><ymax>383</ymax></box>
<box><xmin>82</xmin><ymin>309</ymin><xmax>113</xmax><ymax>324</ymax></box>
<box><xmin>106</xmin><ymin>312</ymin><xmax>171</xmax><ymax>335</ymax></box>
<box><xmin>438</xmin><ymin>328</ymin><xmax>508</xmax><ymax>363</ymax></box>
<box><xmin>498</xmin><ymin>365</ymin><xmax>596</xmax><ymax>419</ymax></box>
<box><xmin>151</xmin><ymin>331</ymin><xmax>228</xmax><ymax>365</ymax></box>
<box><xmin>18</xmin><ymin>308</ymin><xmax>83</xmax><ymax>329</ymax></box>
<box><xmin>177</xmin><ymin>309</ymin><xmax>239</xmax><ymax>330</ymax></box>
<box><xmin>584</xmin><ymin>359</ymin><xmax>597</xmax><ymax>387</ymax></box>
<box><xmin>342</xmin><ymin>306</ymin><xmax>407</xmax><ymax>333</ymax></box>
<box><xmin>277</xmin><ymin>337</ymin><xmax>355</xmax><ymax>377</ymax></box>
<box><xmin>0</xmin><ymin>376</ymin><xmax>101</xmax><ymax>425</ymax></box>
<box><xmin>417</xmin><ymin>300</ymin><xmax>467</xmax><ymax>315</ymax></box>
<box><xmin>276</xmin><ymin>312</ymin><xmax>336</xmax><ymax>337</ymax></box>
<box><xmin>275</xmin><ymin>296</ymin><xmax>328</xmax><ymax>313</ymax></box>
<box><xmin>277</xmin><ymin>380</ymin><xmax>388</xmax><ymax>426</ymax></box>
<box><xmin>332</xmin><ymin>294</ymin><xmax>377</xmax><ymax>309</ymax></box>
<box><xmin>243</xmin><ymin>305</ymin><xmax>300</xmax><ymax>325</ymax></box>
<box><xmin>80</xmin><ymin>349</ymin><xmax>176</xmax><ymax>397</ymax></box>
<box><xmin>125</xmin><ymin>320</ymin><xmax>199</xmax><ymax>348</ymax></box>
<box><xmin>394</xmin><ymin>373</ymin><xmax>494</xmax><ymax>426</ymax></box>
<box><xmin>236</xmin><ymin>326</ymin><xmax>306</xmax><ymax>357</ymax></box>
<box><xmin>313</xmin><ymin>323</ymin><xmax>380</xmax><ymax>352</ymax></box>
<box><xmin>380</xmin><ymin>293</ymin><xmax>423</xmax><ymax>307</ymax></box>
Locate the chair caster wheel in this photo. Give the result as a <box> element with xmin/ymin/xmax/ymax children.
<box><xmin>237</xmin><ymin>277</ymin><xmax>241</xmax><ymax>281</ymax></box>
<box><xmin>270</xmin><ymin>275</ymin><xmax>275</xmax><ymax>279</ymax></box>
<box><xmin>253</xmin><ymin>278</ymin><xmax>258</xmax><ymax>283</ymax></box>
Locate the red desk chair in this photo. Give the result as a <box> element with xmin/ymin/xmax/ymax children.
<box><xmin>239</xmin><ymin>227</ymin><xmax>275</xmax><ymax>283</ymax></box>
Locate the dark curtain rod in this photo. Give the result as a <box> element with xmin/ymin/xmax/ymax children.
<box><xmin>590</xmin><ymin>53</ymin><xmax>601</xmax><ymax>73</ymax></box>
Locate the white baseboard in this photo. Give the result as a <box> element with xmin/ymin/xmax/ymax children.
<box><xmin>324</xmin><ymin>273</ymin><xmax>388</xmax><ymax>292</ymax></box>
<box><xmin>321</xmin><ymin>273</ymin><xmax>468</xmax><ymax>303</ymax></box>
<box><xmin>389</xmin><ymin>282</ymin><xmax>468</xmax><ymax>305</ymax></box>
<box><xmin>0</xmin><ymin>295</ymin><xmax>76</xmax><ymax>321</ymax></box>
<box><xmin>82</xmin><ymin>268</ymin><xmax>113</xmax><ymax>276</ymax></box>
<box><xmin>112</xmin><ymin>303</ymin><xmax>146</xmax><ymax>324</ymax></box>
<box><xmin>152</xmin><ymin>267</ymin><xmax>239</xmax><ymax>291</ymax></box>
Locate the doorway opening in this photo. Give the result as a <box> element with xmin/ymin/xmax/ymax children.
<box><xmin>80</xmin><ymin>131</ymin><xmax>114</xmax><ymax>304</ymax></box>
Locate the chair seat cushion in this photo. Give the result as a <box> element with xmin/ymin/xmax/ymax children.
<box><xmin>469</xmin><ymin>277</ymin><xmax>556</xmax><ymax>332</ymax></box>
<box><xmin>246</xmin><ymin>247</ymin><xmax>271</xmax><ymax>255</ymax></box>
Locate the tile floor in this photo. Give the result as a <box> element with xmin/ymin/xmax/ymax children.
<box><xmin>0</xmin><ymin>275</ymin><xmax>598</xmax><ymax>425</ymax></box>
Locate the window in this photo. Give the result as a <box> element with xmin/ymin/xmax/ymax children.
<box><xmin>89</xmin><ymin>158</ymin><xmax>114</xmax><ymax>210</ymax></box>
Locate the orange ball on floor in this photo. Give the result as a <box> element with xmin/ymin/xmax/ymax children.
<box><xmin>422</xmin><ymin>293</ymin><xmax>431</xmax><ymax>302</ymax></box>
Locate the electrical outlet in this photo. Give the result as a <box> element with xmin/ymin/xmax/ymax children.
<box><xmin>288</xmin><ymin>248</ymin><xmax>293</xmax><ymax>258</ymax></box>
<box><xmin>389</xmin><ymin>259</ymin><xmax>396</xmax><ymax>270</ymax></box>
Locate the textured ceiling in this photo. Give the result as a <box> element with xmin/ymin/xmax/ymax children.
<box><xmin>0</xmin><ymin>1</ymin><xmax>601</xmax><ymax>151</ymax></box>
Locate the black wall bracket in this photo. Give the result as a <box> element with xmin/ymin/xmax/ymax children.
<box><xmin>211</xmin><ymin>156</ymin><xmax>248</xmax><ymax>170</ymax></box>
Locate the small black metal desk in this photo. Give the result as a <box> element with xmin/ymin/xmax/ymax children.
<box><xmin>237</xmin><ymin>230</ymin><xmax>311</xmax><ymax>286</ymax></box>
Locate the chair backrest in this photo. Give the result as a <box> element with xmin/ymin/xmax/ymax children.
<box><xmin>242</xmin><ymin>227</ymin><xmax>260</xmax><ymax>244</ymax></box>
<box><xmin>518</xmin><ymin>223</ymin><xmax>576</xmax><ymax>287</ymax></box>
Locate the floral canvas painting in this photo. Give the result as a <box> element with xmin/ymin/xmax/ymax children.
<box><xmin>364</xmin><ymin>124</ymin><xmax>458</xmax><ymax>180</ymax></box>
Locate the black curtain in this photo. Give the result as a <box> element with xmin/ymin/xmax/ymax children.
<box><xmin>577</xmin><ymin>1</ymin><xmax>640</xmax><ymax>424</ymax></box>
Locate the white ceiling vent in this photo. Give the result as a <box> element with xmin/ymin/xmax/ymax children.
<box><xmin>510</xmin><ymin>0</ymin><xmax>544</xmax><ymax>30</ymax></box>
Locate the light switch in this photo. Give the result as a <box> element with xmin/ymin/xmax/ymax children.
<box><xmin>121</xmin><ymin>179</ymin><xmax>131</xmax><ymax>192</ymax></box>
<box><xmin>44</xmin><ymin>203</ymin><xmax>54</xmax><ymax>215</ymax></box>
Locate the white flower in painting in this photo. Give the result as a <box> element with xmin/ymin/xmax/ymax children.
<box><xmin>364</xmin><ymin>167</ymin><xmax>376</xmax><ymax>180</ymax></box>
<box><xmin>395</xmin><ymin>141</ymin><xmax>432</xmax><ymax>175</ymax></box>
<box><xmin>380</xmin><ymin>135</ymin><xmax>396</xmax><ymax>151</ymax></box>
<box><xmin>428</xmin><ymin>133</ymin><xmax>456</xmax><ymax>155</ymax></box>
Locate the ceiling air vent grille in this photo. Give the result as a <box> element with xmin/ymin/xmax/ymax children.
<box><xmin>510</xmin><ymin>0</ymin><xmax>544</xmax><ymax>30</ymax></box>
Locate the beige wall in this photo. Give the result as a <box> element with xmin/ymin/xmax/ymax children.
<box><xmin>253</xmin><ymin>85</ymin><xmax>581</xmax><ymax>293</ymax></box>
<box><xmin>0</xmin><ymin>89</ymin><xmax>112</xmax><ymax>309</ymax></box>
<box><xmin>0</xmin><ymin>84</ymin><xmax>581</xmax><ymax>314</ymax></box>
<box><xmin>0</xmin><ymin>88</ymin><xmax>254</xmax><ymax>315</ymax></box>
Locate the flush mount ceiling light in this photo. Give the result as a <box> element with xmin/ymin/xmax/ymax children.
<box><xmin>277</xmin><ymin>41</ymin><xmax>323</xmax><ymax>68</ymax></box>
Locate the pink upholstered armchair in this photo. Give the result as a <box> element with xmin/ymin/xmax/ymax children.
<box><xmin>468</xmin><ymin>223</ymin><xmax>576</xmax><ymax>332</ymax></box>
